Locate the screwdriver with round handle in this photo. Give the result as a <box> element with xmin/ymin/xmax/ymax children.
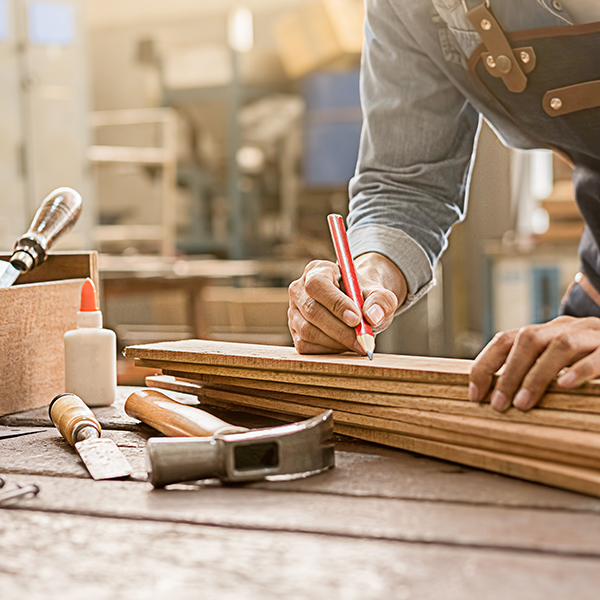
<box><xmin>0</xmin><ymin>187</ymin><xmax>83</xmax><ymax>288</ymax></box>
<box><xmin>49</xmin><ymin>393</ymin><xmax>133</xmax><ymax>480</ymax></box>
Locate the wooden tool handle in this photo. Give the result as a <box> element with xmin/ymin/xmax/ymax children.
<box><xmin>11</xmin><ymin>187</ymin><xmax>82</xmax><ymax>273</ymax></box>
<box><xmin>49</xmin><ymin>393</ymin><xmax>101</xmax><ymax>447</ymax></box>
<box><xmin>124</xmin><ymin>389</ymin><xmax>248</xmax><ymax>438</ymax></box>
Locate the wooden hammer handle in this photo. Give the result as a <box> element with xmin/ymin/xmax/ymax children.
<box><xmin>125</xmin><ymin>389</ymin><xmax>248</xmax><ymax>438</ymax></box>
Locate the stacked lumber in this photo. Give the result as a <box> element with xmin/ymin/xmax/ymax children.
<box><xmin>125</xmin><ymin>340</ymin><xmax>600</xmax><ymax>497</ymax></box>
<box><xmin>536</xmin><ymin>179</ymin><xmax>584</xmax><ymax>242</ymax></box>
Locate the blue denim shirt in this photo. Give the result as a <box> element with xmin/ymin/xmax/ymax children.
<box><xmin>347</xmin><ymin>0</ymin><xmax>592</xmax><ymax>312</ymax></box>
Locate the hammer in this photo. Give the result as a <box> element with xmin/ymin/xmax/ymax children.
<box><xmin>125</xmin><ymin>389</ymin><xmax>335</xmax><ymax>488</ymax></box>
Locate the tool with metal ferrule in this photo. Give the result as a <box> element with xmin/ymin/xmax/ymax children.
<box><xmin>0</xmin><ymin>187</ymin><xmax>82</xmax><ymax>288</ymax></box>
<box><xmin>49</xmin><ymin>393</ymin><xmax>133</xmax><ymax>480</ymax></box>
<box><xmin>125</xmin><ymin>389</ymin><xmax>335</xmax><ymax>488</ymax></box>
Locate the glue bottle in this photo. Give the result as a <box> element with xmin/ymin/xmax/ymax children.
<box><xmin>64</xmin><ymin>278</ymin><xmax>117</xmax><ymax>407</ymax></box>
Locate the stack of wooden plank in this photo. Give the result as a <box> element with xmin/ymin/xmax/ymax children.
<box><xmin>125</xmin><ymin>340</ymin><xmax>600</xmax><ymax>497</ymax></box>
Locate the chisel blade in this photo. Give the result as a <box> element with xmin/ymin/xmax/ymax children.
<box><xmin>75</xmin><ymin>438</ymin><xmax>133</xmax><ymax>480</ymax></box>
<box><xmin>0</xmin><ymin>261</ymin><xmax>20</xmax><ymax>289</ymax></box>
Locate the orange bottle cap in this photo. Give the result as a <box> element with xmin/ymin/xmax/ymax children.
<box><xmin>80</xmin><ymin>278</ymin><xmax>99</xmax><ymax>312</ymax></box>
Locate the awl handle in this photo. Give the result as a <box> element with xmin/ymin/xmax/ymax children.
<box><xmin>124</xmin><ymin>389</ymin><xmax>248</xmax><ymax>437</ymax></box>
<box><xmin>49</xmin><ymin>393</ymin><xmax>101</xmax><ymax>446</ymax></box>
<box><xmin>11</xmin><ymin>187</ymin><xmax>82</xmax><ymax>273</ymax></box>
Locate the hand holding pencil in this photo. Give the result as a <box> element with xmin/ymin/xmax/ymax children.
<box><xmin>327</xmin><ymin>214</ymin><xmax>376</xmax><ymax>359</ymax></box>
<box><xmin>287</xmin><ymin>218</ymin><xmax>407</xmax><ymax>356</ymax></box>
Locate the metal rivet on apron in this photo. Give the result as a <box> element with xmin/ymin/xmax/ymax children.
<box><xmin>496</xmin><ymin>55</ymin><xmax>512</xmax><ymax>74</ymax></box>
<box><xmin>520</xmin><ymin>51</ymin><xmax>531</xmax><ymax>64</ymax></box>
<box><xmin>486</xmin><ymin>55</ymin><xmax>496</xmax><ymax>68</ymax></box>
<box><xmin>480</xmin><ymin>19</ymin><xmax>492</xmax><ymax>31</ymax></box>
<box><xmin>552</xmin><ymin>0</ymin><xmax>563</xmax><ymax>11</ymax></box>
<box><xmin>550</xmin><ymin>97</ymin><xmax>563</xmax><ymax>110</ymax></box>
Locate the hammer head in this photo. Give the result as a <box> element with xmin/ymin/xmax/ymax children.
<box><xmin>146</xmin><ymin>410</ymin><xmax>335</xmax><ymax>487</ymax></box>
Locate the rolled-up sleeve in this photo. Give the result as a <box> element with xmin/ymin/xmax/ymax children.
<box><xmin>348</xmin><ymin>0</ymin><xmax>481</xmax><ymax>311</ymax></box>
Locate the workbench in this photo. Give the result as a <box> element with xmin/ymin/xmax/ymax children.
<box><xmin>98</xmin><ymin>255</ymin><xmax>304</xmax><ymax>345</ymax></box>
<box><xmin>2</xmin><ymin>387</ymin><xmax>600</xmax><ymax>599</ymax></box>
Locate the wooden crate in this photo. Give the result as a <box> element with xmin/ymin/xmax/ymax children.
<box><xmin>0</xmin><ymin>252</ymin><xmax>98</xmax><ymax>416</ymax></box>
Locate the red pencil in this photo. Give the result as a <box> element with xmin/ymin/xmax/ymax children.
<box><xmin>327</xmin><ymin>214</ymin><xmax>375</xmax><ymax>360</ymax></box>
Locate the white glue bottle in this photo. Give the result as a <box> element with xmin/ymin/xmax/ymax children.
<box><xmin>64</xmin><ymin>278</ymin><xmax>117</xmax><ymax>407</ymax></box>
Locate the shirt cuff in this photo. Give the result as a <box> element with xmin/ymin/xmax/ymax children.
<box><xmin>347</xmin><ymin>223</ymin><xmax>436</xmax><ymax>314</ymax></box>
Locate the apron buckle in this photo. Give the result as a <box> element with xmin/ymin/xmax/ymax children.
<box><xmin>465</xmin><ymin>1</ymin><xmax>528</xmax><ymax>93</ymax></box>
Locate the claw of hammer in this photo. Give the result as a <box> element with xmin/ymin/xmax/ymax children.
<box><xmin>125</xmin><ymin>389</ymin><xmax>335</xmax><ymax>487</ymax></box>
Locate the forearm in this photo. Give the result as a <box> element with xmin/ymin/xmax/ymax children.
<box><xmin>348</xmin><ymin>0</ymin><xmax>480</xmax><ymax>309</ymax></box>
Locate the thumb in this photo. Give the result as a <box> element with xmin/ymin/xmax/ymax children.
<box><xmin>362</xmin><ymin>286</ymin><xmax>399</xmax><ymax>333</ymax></box>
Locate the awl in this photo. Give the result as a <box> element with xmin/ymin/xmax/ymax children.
<box><xmin>0</xmin><ymin>187</ymin><xmax>82</xmax><ymax>288</ymax></box>
<box><xmin>125</xmin><ymin>389</ymin><xmax>335</xmax><ymax>488</ymax></box>
<box><xmin>49</xmin><ymin>393</ymin><xmax>133</xmax><ymax>480</ymax></box>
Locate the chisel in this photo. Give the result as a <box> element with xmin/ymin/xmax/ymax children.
<box><xmin>49</xmin><ymin>393</ymin><xmax>133</xmax><ymax>480</ymax></box>
<box><xmin>0</xmin><ymin>187</ymin><xmax>82</xmax><ymax>288</ymax></box>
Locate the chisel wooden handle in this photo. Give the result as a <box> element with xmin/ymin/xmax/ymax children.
<box><xmin>125</xmin><ymin>389</ymin><xmax>248</xmax><ymax>437</ymax></box>
<box><xmin>11</xmin><ymin>187</ymin><xmax>82</xmax><ymax>273</ymax></box>
<box><xmin>49</xmin><ymin>393</ymin><xmax>102</xmax><ymax>447</ymax></box>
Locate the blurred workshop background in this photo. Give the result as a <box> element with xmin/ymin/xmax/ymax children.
<box><xmin>0</xmin><ymin>0</ymin><xmax>582</xmax><ymax>381</ymax></box>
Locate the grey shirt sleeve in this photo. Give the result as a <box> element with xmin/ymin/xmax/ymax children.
<box><xmin>347</xmin><ymin>0</ymin><xmax>481</xmax><ymax>312</ymax></box>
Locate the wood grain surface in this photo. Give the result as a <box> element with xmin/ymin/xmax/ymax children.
<box><xmin>144</xmin><ymin>374</ymin><xmax>600</xmax><ymax>496</ymax></box>
<box><xmin>149</xmin><ymin>375</ymin><xmax>600</xmax><ymax>433</ymax></box>
<box><xmin>4</xmin><ymin>387</ymin><xmax>600</xmax><ymax>598</ymax></box>
<box><xmin>0</xmin><ymin>252</ymin><xmax>98</xmax><ymax>287</ymax></box>
<box><xmin>140</xmin><ymin>359</ymin><xmax>600</xmax><ymax>411</ymax></box>
<box><xmin>4</xmin><ymin>508</ymin><xmax>600</xmax><ymax>600</ymax></box>
<box><xmin>0</xmin><ymin>279</ymin><xmax>86</xmax><ymax>416</ymax></box>
<box><xmin>125</xmin><ymin>339</ymin><xmax>600</xmax><ymax>396</ymax></box>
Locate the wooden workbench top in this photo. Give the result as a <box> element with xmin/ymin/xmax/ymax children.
<box><xmin>2</xmin><ymin>387</ymin><xmax>600</xmax><ymax>599</ymax></box>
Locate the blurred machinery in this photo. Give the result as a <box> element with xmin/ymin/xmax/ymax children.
<box><xmin>0</xmin><ymin>0</ymin><xmax>92</xmax><ymax>250</ymax></box>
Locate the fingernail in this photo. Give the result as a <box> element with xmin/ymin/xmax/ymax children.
<box><xmin>557</xmin><ymin>370</ymin><xmax>577</xmax><ymax>388</ymax></box>
<box><xmin>513</xmin><ymin>389</ymin><xmax>532</xmax><ymax>411</ymax></box>
<box><xmin>468</xmin><ymin>382</ymin><xmax>480</xmax><ymax>402</ymax></box>
<box><xmin>366</xmin><ymin>304</ymin><xmax>385</xmax><ymax>326</ymax></box>
<box><xmin>342</xmin><ymin>309</ymin><xmax>361</xmax><ymax>327</ymax></box>
<box><xmin>490</xmin><ymin>391</ymin><xmax>510</xmax><ymax>412</ymax></box>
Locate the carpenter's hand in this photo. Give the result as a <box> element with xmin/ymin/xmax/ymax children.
<box><xmin>288</xmin><ymin>252</ymin><xmax>407</xmax><ymax>355</ymax></box>
<box><xmin>469</xmin><ymin>316</ymin><xmax>600</xmax><ymax>412</ymax></box>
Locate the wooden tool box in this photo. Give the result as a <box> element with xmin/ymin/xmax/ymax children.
<box><xmin>0</xmin><ymin>252</ymin><xmax>98</xmax><ymax>416</ymax></box>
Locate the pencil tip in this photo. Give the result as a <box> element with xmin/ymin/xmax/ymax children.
<box><xmin>357</xmin><ymin>333</ymin><xmax>375</xmax><ymax>359</ymax></box>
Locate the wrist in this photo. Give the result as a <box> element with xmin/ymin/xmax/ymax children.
<box><xmin>354</xmin><ymin>252</ymin><xmax>408</xmax><ymax>307</ymax></box>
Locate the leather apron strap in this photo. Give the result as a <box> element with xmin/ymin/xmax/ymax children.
<box><xmin>464</xmin><ymin>5</ymin><xmax>600</xmax><ymax>318</ymax></box>
<box><xmin>465</xmin><ymin>1</ymin><xmax>529</xmax><ymax>92</ymax></box>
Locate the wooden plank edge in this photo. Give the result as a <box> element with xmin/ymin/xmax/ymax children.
<box><xmin>338</xmin><ymin>425</ymin><xmax>600</xmax><ymax>499</ymax></box>
<box><xmin>146</xmin><ymin>376</ymin><xmax>600</xmax><ymax>472</ymax></box>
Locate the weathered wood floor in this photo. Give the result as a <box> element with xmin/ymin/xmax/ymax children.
<box><xmin>2</xmin><ymin>387</ymin><xmax>600</xmax><ymax>599</ymax></box>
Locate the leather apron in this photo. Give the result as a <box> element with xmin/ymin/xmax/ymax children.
<box><xmin>464</xmin><ymin>1</ymin><xmax>600</xmax><ymax>318</ymax></box>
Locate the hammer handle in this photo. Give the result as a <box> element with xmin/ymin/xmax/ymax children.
<box><xmin>125</xmin><ymin>389</ymin><xmax>248</xmax><ymax>438</ymax></box>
